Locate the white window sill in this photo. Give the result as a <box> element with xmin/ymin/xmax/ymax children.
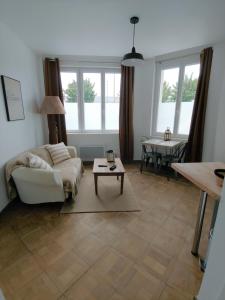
<box><xmin>67</xmin><ymin>131</ymin><xmax>119</xmax><ymax>135</ymax></box>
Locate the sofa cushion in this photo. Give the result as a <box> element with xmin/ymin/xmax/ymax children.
<box><xmin>46</xmin><ymin>143</ymin><xmax>71</xmax><ymax>165</ymax></box>
<box><xmin>30</xmin><ymin>147</ymin><xmax>53</xmax><ymax>166</ymax></box>
<box><xmin>53</xmin><ymin>157</ymin><xmax>82</xmax><ymax>197</ymax></box>
<box><xmin>27</xmin><ymin>153</ymin><xmax>52</xmax><ymax>171</ymax></box>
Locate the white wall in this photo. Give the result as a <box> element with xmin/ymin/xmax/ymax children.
<box><xmin>67</xmin><ymin>133</ymin><xmax>120</xmax><ymax>158</ymax></box>
<box><xmin>203</xmin><ymin>41</ymin><xmax>225</xmax><ymax>161</ymax></box>
<box><xmin>0</xmin><ymin>22</ymin><xmax>45</xmax><ymax>212</ymax></box>
<box><xmin>214</xmin><ymin>73</ymin><xmax>225</xmax><ymax>161</ymax></box>
<box><xmin>197</xmin><ymin>182</ymin><xmax>225</xmax><ymax>300</ymax></box>
<box><xmin>133</xmin><ymin>60</ymin><xmax>155</xmax><ymax>159</ymax></box>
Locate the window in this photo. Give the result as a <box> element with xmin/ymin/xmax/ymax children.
<box><xmin>83</xmin><ymin>72</ymin><xmax>101</xmax><ymax>130</ymax></box>
<box><xmin>153</xmin><ymin>55</ymin><xmax>200</xmax><ymax>137</ymax></box>
<box><xmin>61</xmin><ymin>72</ymin><xmax>79</xmax><ymax>131</ymax></box>
<box><xmin>61</xmin><ymin>68</ymin><xmax>121</xmax><ymax>132</ymax></box>
<box><xmin>105</xmin><ymin>73</ymin><xmax>121</xmax><ymax>130</ymax></box>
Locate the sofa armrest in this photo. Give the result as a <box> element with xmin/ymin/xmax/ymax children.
<box><xmin>66</xmin><ymin>146</ymin><xmax>78</xmax><ymax>158</ymax></box>
<box><xmin>12</xmin><ymin>167</ymin><xmax>63</xmax><ymax>187</ymax></box>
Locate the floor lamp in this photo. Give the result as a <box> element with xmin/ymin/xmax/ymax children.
<box><xmin>40</xmin><ymin>96</ymin><xmax>65</xmax><ymax>144</ymax></box>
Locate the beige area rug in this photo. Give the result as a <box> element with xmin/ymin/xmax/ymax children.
<box><xmin>61</xmin><ymin>172</ymin><xmax>140</xmax><ymax>213</ymax></box>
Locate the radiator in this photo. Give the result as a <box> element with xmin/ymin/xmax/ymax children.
<box><xmin>79</xmin><ymin>146</ymin><xmax>105</xmax><ymax>161</ymax></box>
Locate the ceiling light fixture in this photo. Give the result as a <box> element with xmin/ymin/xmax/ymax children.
<box><xmin>121</xmin><ymin>16</ymin><xmax>144</xmax><ymax>66</ymax></box>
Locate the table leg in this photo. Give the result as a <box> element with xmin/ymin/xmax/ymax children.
<box><xmin>94</xmin><ymin>174</ymin><xmax>98</xmax><ymax>195</ymax></box>
<box><xmin>191</xmin><ymin>191</ymin><xmax>208</xmax><ymax>256</ymax></box>
<box><xmin>140</xmin><ymin>146</ymin><xmax>144</xmax><ymax>173</ymax></box>
<box><xmin>120</xmin><ymin>174</ymin><xmax>124</xmax><ymax>194</ymax></box>
<box><xmin>199</xmin><ymin>199</ymin><xmax>220</xmax><ymax>271</ymax></box>
<box><xmin>209</xmin><ymin>199</ymin><xmax>220</xmax><ymax>231</ymax></box>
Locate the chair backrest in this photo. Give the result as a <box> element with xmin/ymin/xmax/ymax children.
<box><xmin>175</xmin><ymin>142</ymin><xmax>187</xmax><ymax>162</ymax></box>
<box><xmin>140</xmin><ymin>136</ymin><xmax>150</xmax><ymax>154</ymax></box>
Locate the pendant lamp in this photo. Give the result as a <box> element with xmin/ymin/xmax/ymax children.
<box><xmin>122</xmin><ymin>16</ymin><xmax>144</xmax><ymax>66</ymax></box>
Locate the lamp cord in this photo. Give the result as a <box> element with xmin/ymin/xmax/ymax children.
<box><xmin>133</xmin><ymin>23</ymin><xmax>135</xmax><ymax>47</ymax></box>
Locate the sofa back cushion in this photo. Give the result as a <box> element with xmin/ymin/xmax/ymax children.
<box><xmin>27</xmin><ymin>153</ymin><xmax>52</xmax><ymax>171</ymax></box>
<box><xmin>46</xmin><ymin>142</ymin><xmax>71</xmax><ymax>165</ymax></box>
<box><xmin>30</xmin><ymin>147</ymin><xmax>53</xmax><ymax>166</ymax></box>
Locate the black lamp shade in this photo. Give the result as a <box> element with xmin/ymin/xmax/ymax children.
<box><xmin>121</xmin><ymin>47</ymin><xmax>144</xmax><ymax>66</ymax></box>
<box><xmin>122</xmin><ymin>17</ymin><xmax>144</xmax><ymax>66</ymax></box>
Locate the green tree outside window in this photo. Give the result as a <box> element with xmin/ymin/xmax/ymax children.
<box><xmin>63</xmin><ymin>79</ymin><xmax>96</xmax><ymax>103</ymax></box>
<box><xmin>161</xmin><ymin>73</ymin><xmax>198</xmax><ymax>103</ymax></box>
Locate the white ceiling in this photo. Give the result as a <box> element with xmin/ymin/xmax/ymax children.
<box><xmin>0</xmin><ymin>0</ymin><xmax>225</xmax><ymax>58</ymax></box>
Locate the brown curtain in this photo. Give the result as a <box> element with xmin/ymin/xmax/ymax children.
<box><xmin>119</xmin><ymin>66</ymin><xmax>134</xmax><ymax>162</ymax></box>
<box><xmin>185</xmin><ymin>47</ymin><xmax>213</xmax><ymax>162</ymax></box>
<box><xmin>44</xmin><ymin>58</ymin><xmax>67</xmax><ymax>145</ymax></box>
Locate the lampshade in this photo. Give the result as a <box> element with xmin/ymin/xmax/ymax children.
<box><xmin>40</xmin><ymin>96</ymin><xmax>65</xmax><ymax>114</ymax></box>
<box><xmin>122</xmin><ymin>47</ymin><xmax>144</xmax><ymax>66</ymax></box>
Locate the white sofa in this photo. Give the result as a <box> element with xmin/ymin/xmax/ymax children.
<box><xmin>9</xmin><ymin>145</ymin><xmax>82</xmax><ymax>204</ymax></box>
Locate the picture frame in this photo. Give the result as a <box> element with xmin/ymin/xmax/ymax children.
<box><xmin>1</xmin><ymin>75</ymin><xmax>25</xmax><ymax>121</ymax></box>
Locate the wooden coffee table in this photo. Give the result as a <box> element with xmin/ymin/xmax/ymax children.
<box><xmin>93</xmin><ymin>158</ymin><xmax>125</xmax><ymax>195</ymax></box>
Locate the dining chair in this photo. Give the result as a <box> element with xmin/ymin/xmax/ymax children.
<box><xmin>140</xmin><ymin>136</ymin><xmax>162</xmax><ymax>172</ymax></box>
<box><xmin>161</xmin><ymin>142</ymin><xmax>187</xmax><ymax>167</ymax></box>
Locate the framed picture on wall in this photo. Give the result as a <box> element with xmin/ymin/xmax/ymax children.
<box><xmin>1</xmin><ymin>75</ymin><xmax>25</xmax><ymax>121</ymax></box>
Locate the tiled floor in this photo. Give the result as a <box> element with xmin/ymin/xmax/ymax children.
<box><xmin>0</xmin><ymin>164</ymin><xmax>214</xmax><ymax>300</ymax></box>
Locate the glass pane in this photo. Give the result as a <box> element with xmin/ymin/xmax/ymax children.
<box><xmin>178</xmin><ymin>64</ymin><xmax>200</xmax><ymax>135</ymax></box>
<box><xmin>105</xmin><ymin>73</ymin><xmax>121</xmax><ymax>130</ymax></box>
<box><xmin>61</xmin><ymin>72</ymin><xmax>79</xmax><ymax>131</ymax></box>
<box><xmin>156</xmin><ymin>67</ymin><xmax>179</xmax><ymax>133</ymax></box>
<box><xmin>83</xmin><ymin>73</ymin><xmax>101</xmax><ymax>130</ymax></box>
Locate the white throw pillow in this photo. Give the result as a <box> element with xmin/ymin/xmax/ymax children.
<box><xmin>46</xmin><ymin>142</ymin><xmax>71</xmax><ymax>165</ymax></box>
<box><xmin>26</xmin><ymin>153</ymin><xmax>52</xmax><ymax>171</ymax></box>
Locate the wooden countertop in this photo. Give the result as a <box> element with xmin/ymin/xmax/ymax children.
<box><xmin>172</xmin><ymin>162</ymin><xmax>225</xmax><ymax>198</ymax></box>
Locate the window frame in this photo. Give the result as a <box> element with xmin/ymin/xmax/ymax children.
<box><xmin>61</xmin><ymin>67</ymin><xmax>121</xmax><ymax>134</ymax></box>
<box><xmin>152</xmin><ymin>54</ymin><xmax>200</xmax><ymax>139</ymax></box>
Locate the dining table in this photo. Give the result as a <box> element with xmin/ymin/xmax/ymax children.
<box><xmin>141</xmin><ymin>138</ymin><xmax>186</xmax><ymax>172</ymax></box>
<box><xmin>142</xmin><ymin>138</ymin><xmax>184</xmax><ymax>154</ymax></box>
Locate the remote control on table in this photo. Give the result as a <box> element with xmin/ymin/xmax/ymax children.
<box><xmin>110</xmin><ymin>165</ymin><xmax>116</xmax><ymax>171</ymax></box>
